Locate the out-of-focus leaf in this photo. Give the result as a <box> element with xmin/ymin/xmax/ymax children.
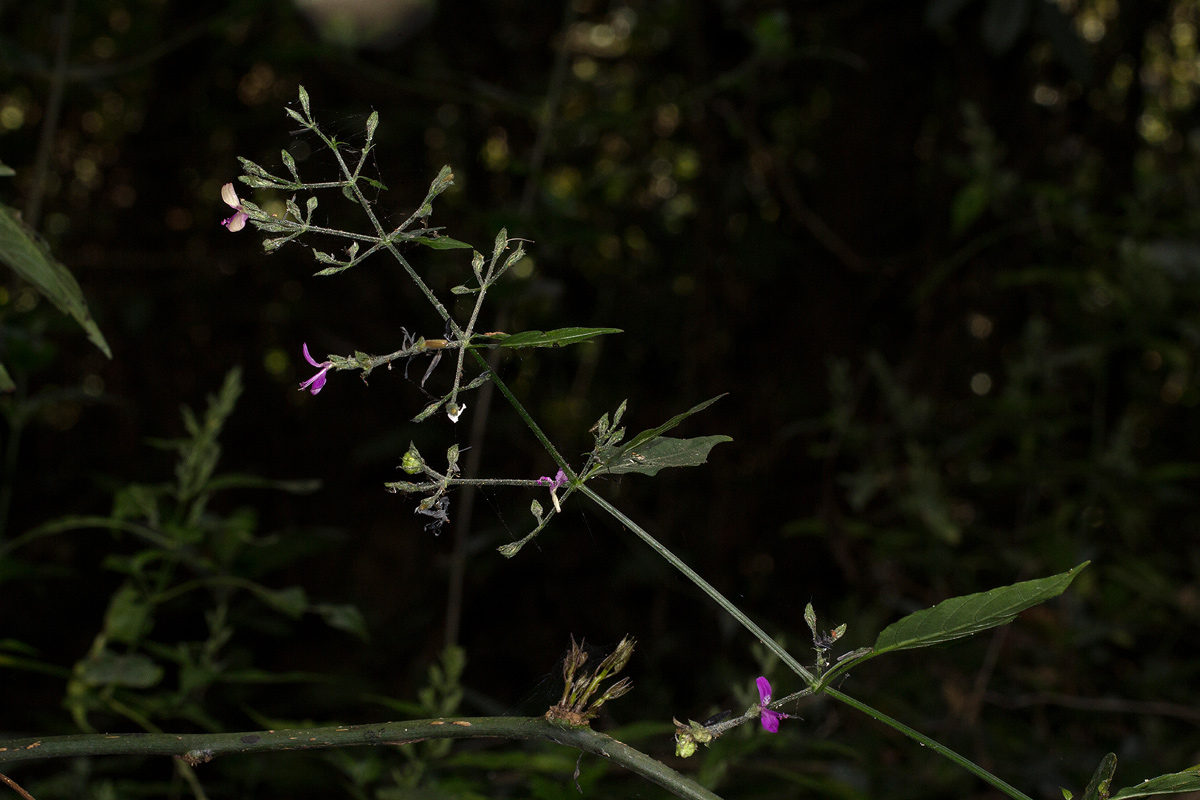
<box><xmin>251</xmin><ymin>585</ymin><xmax>309</xmax><ymax>618</ymax></box>
<box><xmin>103</xmin><ymin>584</ymin><xmax>152</xmax><ymax>644</ymax></box>
<box><xmin>951</xmin><ymin>178</ymin><xmax>991</xmax><ymax>234</ymax></box>
<box><xmin>0</xmin><ymin>204</ymin><xmax>111</xmax><ymax>358</ymax></box>
<box><xmin>203</xmin><ymin>474</ymin><xmax>321</xmax><ymax>493</ymax></box>
<box><xmin>981</xmin><ymin>0</ymin><xmax>1029</xmax><ymax>53</ymax></box>
<box><xmin>314</xmin><ymin>603</ymin><xmax>370</xmax><ymax>641</ymax></box>
<box><xmin>925</xmin><ymin>0</ymin><xmax>977</xmax><ymax>27</ymax></box>
<box><xmin>77</xmin><ymin>649</ymin><xmax>163</xmax><ymax>688</ymax></box>
<box><xmin>598</xmin><ymin>435</ymin><xmax>732</xmax><ymax>476</ymax></box>
<box><xmin>0</xmin><ymin>363</ymin><xmax>12</xmax><ymax>391</ymax></box>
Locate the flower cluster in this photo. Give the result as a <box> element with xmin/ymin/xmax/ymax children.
<box><xmin>674</xmin><ymin>675</ymin><xmax>790</xmax><ymax>758</ymax></box>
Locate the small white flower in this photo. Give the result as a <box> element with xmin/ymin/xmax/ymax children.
<box><xmin>447</xmin><ymin>402</ymin><xmax>466</xmax><ymax>423</ymax></box>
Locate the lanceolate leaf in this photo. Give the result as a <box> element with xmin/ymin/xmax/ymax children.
<box><xmin>873</xmin><ymin>563</ymin><xmax>1088</xmax><ymax>655</ymax></box>
<box><xmin>0</xmin><ymin>204</ymin><xmax>111</xmax><ymax>358</ymax></box>
<box><xmin>1109</xmin><ymin>766</ymin><xmax>1200</xmax><ymax>799</ymax></box>
<box><xmin>413</xmin><ymin>235</ymin><xmax>472</xmax><ymax>250</ymax></box>
<box><xmin>491</xmin><ymin>327</ymin><xmax>622</xmax><ymax>348</ymax></box>
<box><xmin>1081</xmin><ymin>753</ymin><xmax>1118</xmax><ymax>800</ymax></box>
<box><xmin>599</xmin><ymin>435</ymin><xmax>732</xmax><ymax>476</ymax></box>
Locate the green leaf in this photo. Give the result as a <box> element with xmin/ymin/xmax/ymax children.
<box><xmin>412</xmin><ymin>396</ymin><xmax>447</xmax><ymax>423</ymax></box>
<box><xmin>873</xmin><ymin>563</ymin><xmax>1088</xmax><ymax>655</ymax></box>
<box><xmin>598</xmin><ymin>435</ymin><xmax>732</xmax><ymax>476</ymax></box>
<box><xmin>252</xmin><ymin>585</ymin><xmax>309</xmax><ymax>618</ymax></box>
<box><xmin>1110</xmin><ymin>766</ymin><xmax>1200</xmax><ymax>799</ymax></box>
<box><xmin>77</xmin><ymin>649</ymin><xmax>163</xmax><ymax>688</ymax></box>
<box><xmin>951</xmin><ymin>178</ymin><xmax>990</xmax><ymax>234</ymax></box>
<box><xmin>103</xmin><ymin>584</ymin><xmax>152</xmax><ymax>644</ymax></box>
<box><xmin>492</xmin><ymin>327</ymin><xmax>623</xmax><ymax>349</ymax></box>
<box><xmin>597</xmin><ymin>395</ymin><xmax>727</xmax><ymax>469</ymax></box>
<box><xmin>0</xmin><ymin>204</ymin><xmax>111</xmax><ymax>358</ymax></box>
<box><xmin>1082</xmin><ymin>753</ymin><xmax>1118</xmax><ymax>800</ymax></box>
<box><xmin>414</xmin><ymin>236</ymin><xmax>472</xmax><ymax>250</ymax></box>
<box><xmin>0</xmin><ymin>362</ymin><xmax>13</xmax><ymax>392</ymax></box>
<box><xmin>314</xmin><ymin>603</ymin><xmax>369</xmax><ymax>641</ymax></box>
<box><xmin>203</xmin><ymin>474</ymin><xmax>321</xmax><ymax>494</ymax></box>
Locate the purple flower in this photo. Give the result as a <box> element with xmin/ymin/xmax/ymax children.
<box><xmin>536</xmin><ymin>469</ymin><xmax>568</xmax><ymax>488</ymax></box>
<box><xmin>536</xmin><ymin>469</ymin><xmax>568</xmax><ymax>513</ymax></box>
<box><xmin>756</xmin><ymin>676</ymin><xmax>788</xmax><ymax>733</ymax></box>
<box><xmin>220</xmin><ymin>182</ymin><xmax>249</xmax><ymax>232</ymax></box>
<box><xmin>299</xmin><ymin>343</ymin><xmax>333</xmax><ymax>395</ymax></box>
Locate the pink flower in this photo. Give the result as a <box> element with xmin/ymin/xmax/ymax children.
<box><xmin>220</xmin><ymin>183</ymin><xmax>249</xmax><ymax>232</ymax></box>
<box><xmin>299</xmin><ymin>343</ymin><xmax>332</xmax><ymax>394</ymax></box>
<box><xmin>535</xmin><ymin>469</ymin><xmax>567</xmax><ymax>488</ymax></box>
<box><xmin>756</xmin><ymin>676</ymin><xmax>788</xmax><ymax>733</ymax></box>
<box><xmin>536</xmin><ymin>469</ymin><xmax>568</xmax><ymax>513</ymax></box>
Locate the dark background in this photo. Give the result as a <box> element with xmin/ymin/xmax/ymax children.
<box><xmin>2</xmin><ymin>0</ymin><xmax>1200</xmax><ymax>797</ymax></box>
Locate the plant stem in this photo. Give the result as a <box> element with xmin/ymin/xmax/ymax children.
<box><xmin>576</xmin><ymin>486</ymin><xmax>1032</xmax><ymax>800</ymax></box>
<box><xmin>0</xmin><ymin>718</ymin><xmax>722</xmax><ymax>800</ymax></box>
<box><xmin>824</xmin><ymin>687</ymin><xmax>1034</xmax><ymax>800</ymax></box>
<box><xmin>25</xmin><ymin>0</ymin><xmax>75</xmax><ymax>229</ymax></box>
<box><xmin>577</xmin><ymin>485</ymin><xmax>816</xmax><ymax>688</ymax></box>
<box><xmin>471</xmin><ymin>351</ymin><xmax>573</xmax><ymax>478</ymax></box>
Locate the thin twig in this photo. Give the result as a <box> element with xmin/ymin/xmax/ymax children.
<box><xmin>985</xmin><ymin>691</ymin><xmax>1200</xmax><ymax>726</ymax></box>
<box><xmin>25</xmin><ymin>0</ymin><xmax>75</xmax><ymax>229</ymax></box>
<box><xmin>0</xmin><ymin>772</ymin><xmax>37</xmax><ymax>800</ymax></box>
<box><xmin>443</xmin><ymin>0</ymin><xmax>578</xmax><ymax>644</ymax></box>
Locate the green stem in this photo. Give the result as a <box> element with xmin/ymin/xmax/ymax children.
<box><xmin>307</xmin><ymin>120</ymin><xmax>459</xmax><ymax>332</ymax></box>
<box><xmin>578</xmin><ymin>485</ymin><xmax>815</xmax><ymax>688</ymax></box>
<box><xmin>824</xmin><ymin>687</ymin><xmax>1034</xmax><ymax>800</ymax></box>
<box><xmin>577</xmin><ymin>486</ymin><xmax>1030</xmax><ymax>800</ymax></box>
<box><xmin>472</xmin><ymin>351</ymin><xmax>573</xmax><ymax>479</ymax></box>
<box><xmin>0</xmin><ymin>718</ymin><xmax>721</xmax><ymax>800</ymax></box>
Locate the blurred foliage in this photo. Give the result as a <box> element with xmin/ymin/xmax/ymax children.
<box><xmin>2</xmin><ymin>0</ymin><xmax>1200</xmax><ymax>797</ymax></box>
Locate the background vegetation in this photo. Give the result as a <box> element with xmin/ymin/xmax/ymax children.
<box><xmin>2</xmin><ymin>0</ymin><xmax>1199</xmax><ymax>797</ymax></box>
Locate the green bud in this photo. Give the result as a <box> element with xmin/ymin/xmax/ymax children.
<box><xmin>400</xmin><ymin>444</ymin><xmax>423</xmax><ymax>474</ymax></box>
<box><xmin>675</xmin><ymin>736</ymin><xmax>697</xmax><ymax>759</ymax></box>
